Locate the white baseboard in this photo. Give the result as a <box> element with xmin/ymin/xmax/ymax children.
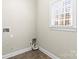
<box><xmin>39</xmin><ymin>47</ymin><xmax>60</xmax><ymax>59</ymax></box>
<box><xmin>2</xmin><ymin>47</ymin><xmax>31</xmax><ymax>59</ymax></box>
<box><xmin>3</xmin><ymin>47</ymin><xmax>60</xmax><ymax>59</ymax></box>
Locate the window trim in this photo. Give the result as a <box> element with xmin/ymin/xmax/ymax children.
<box><xmin>49</xmin><ymin>0</ymin><xmax>77</xmax><ymax>32</ymax></box>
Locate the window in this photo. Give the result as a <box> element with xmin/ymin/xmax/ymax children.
<box><xmin>49</xmin><ymin>0</ymin><xmax>77</xmax><ymax>31</ymax></box>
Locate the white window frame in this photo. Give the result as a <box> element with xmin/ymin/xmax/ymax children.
<box><xmin>49</xmin><ymin>0</ymin><xmax>77</xmax><ymax>32</ymax></box>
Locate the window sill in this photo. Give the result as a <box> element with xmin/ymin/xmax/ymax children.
<box><xmin>49</xmin><ymin>26</ymin><xmax>77</xmax><ymax>32</ymax></box>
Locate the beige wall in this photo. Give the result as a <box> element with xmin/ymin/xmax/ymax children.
<box><xmin>37</xmin><ymin>0</ymin><xmax>77</xmax><ymax>59</ymax></box>
<box><xmin>2</xmin><ymin>0</ymin><xmax>36</xmax><ymax>55</ymax></box>
<box><xmin>2</xmin><ymin>0</ymin><xmax>77</xmax><ymax>59</ymax></box>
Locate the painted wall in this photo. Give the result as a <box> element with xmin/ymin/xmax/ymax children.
<box><xmin>37</xmin><ymin>0</ymin><xmax>77</xmax><ymax>59</ymax></box>
<box><xmin>2</xmin><ymin>0</ymin><xmax>36</xmax><ymax>55</ymax></box>
<box><xmin>2</xmin><ymin>0</ymin><xmax>77</xmax><ymax>59</ymax></box>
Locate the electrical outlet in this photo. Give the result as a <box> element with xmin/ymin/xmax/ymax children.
<box><xmin>10</xmin><ymin>34</ymin><xmax>14</xmax><ymax>38</ymax></box>
<box><xmin>70</xmin><ymin>50</ymin><xmax>77</xmax><ymax>56</ymax></box>
<box><xmin>60</xmin><ymin>50</ymin><xmax>77</xmax><ymax>58</ymax></box>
